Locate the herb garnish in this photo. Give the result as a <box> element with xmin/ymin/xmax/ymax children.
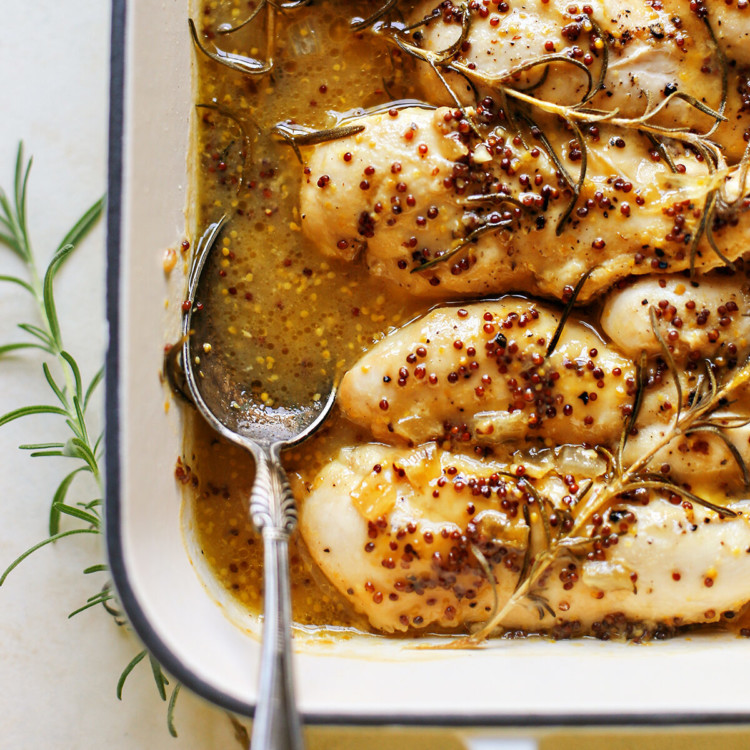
<box><xmin>459</xmin><ymin>311</ymin><xmax>750</xmax><ymax>646</ymax></box>
<box><xmin>189</xmin><ymin>0</ymin><xmax>311</xmax><ymax>77</ymax></box>
<box><xmin>0</xmin><ymin>144</ymin><xmax>183</xmax><ymax>736</ymax></box>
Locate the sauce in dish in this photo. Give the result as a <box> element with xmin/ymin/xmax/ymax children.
<box><xmin>184</xmin><ymin>0</ymin><xmax>750</xmax><ymax>640</ymax></box>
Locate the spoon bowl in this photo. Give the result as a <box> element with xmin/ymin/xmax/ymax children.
<box><xmin>181</xmin><ymin>216</ymin><xmax>335</xmax><ymax>750</ymax></box>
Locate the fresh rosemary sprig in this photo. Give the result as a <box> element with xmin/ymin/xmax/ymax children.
<box><xmin>189</xmin><ymin>17</ymin><xmax>274</xmax><ymax>76</ymax></box>
<box><xmin>0</xmin><ymin>144</ymin><xmax>105</xmax><ymax>562</ymax></box>
<box><xmin>0</xmin><ymin>143</ymin><xmax>181</xmax><ymax>736</ymax></box>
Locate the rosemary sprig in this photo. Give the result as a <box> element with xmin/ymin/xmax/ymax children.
<box><xmin>0</xmin><ymin>144</ymin><xmax>181</xmax><ymax>735</ymax></box>
<box><xmin>272</xmin><ymin>121</ymin><xmax>367</xmax><ymax>163</ymax></box>
<box><xmin>410</xmin><ymin>216</ymin><xmax>513</xmax><ymax>272</ymax></box>
<box><xmin>545</xmin><ymin>266</ymin><xmax>595</xmax><ymax>358</ymax></box>
<box><xmin>190</xmin><ymin>0</ymin><xmax>310</xmax><ymax>76</ymax></box>
<box><xmin>189</xmin><ymin>16</ymin><xmax>273</xmax><ymax>76</ymax></box>
<box><xmin>462</xmin><ymin>328</ymin><xmax>750</xmax><ymax>645</ymax></box>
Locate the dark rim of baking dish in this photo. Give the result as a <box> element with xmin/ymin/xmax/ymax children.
<box><xmin>104</xmin><ymin>0</ymin><xmax>750</xmax><ymax>728</ymax></box>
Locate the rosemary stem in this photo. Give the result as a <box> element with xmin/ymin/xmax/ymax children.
<box><xmin>467</xmin><ymin>568</ymin><xmax>533</xmax><ymax>643</ymax></box>
<box><xmin>461</xmin><ymin>356</ymin><xmax>750</xmax><ymax>645</ymax></box>
<box><xmin>13</xmin><ymin>226</ymin><xmax>101</xmax><ymax>484</ymax></box>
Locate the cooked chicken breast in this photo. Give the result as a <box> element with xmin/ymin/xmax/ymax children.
<box><xmin>300</xmin><ymin>106</ymin><xmax>750</xmax><ymax>302</ymax></box>
<box><xmin>299</xmin><ymin>442</ymin><xmax>750</xmax><ymax>634</ymax></box>
<box><xmin>602</xmin><ymin>272</ymin><xmax>750</xmax><ymax>487</ymax></box>
<box><xmin>338</xmin><ymin>296</ymin><xmax>635</xmax><ymax>446</ymax></box>
<box><xmin>408</xmin><ymin>0</ymin><xmax>750</xmax><ymax>161</ymax></box>
<box><xmin>601</xmin><ymin>272</ymin><xmax>750</xmax><ymax>362</ymax></box>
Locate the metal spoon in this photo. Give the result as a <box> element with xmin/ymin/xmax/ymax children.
<box><xmin>181</xmin><ymin>216</ymin><xmax>334</xmax><ymax>750</ymax></box>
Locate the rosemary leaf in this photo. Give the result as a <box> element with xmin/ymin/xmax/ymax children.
<box><xmin>0</xmin><ymin>274</ymin><xmax>34</xmax><ymax>293</ymax></box>
<box><xmin>545</xmin><ymin>266</ymin><xmax>595</xmax><ymax>357</ymax></box>
<box><xmin>68</xmin><ymin>591</ymin><xmax>115</xmax><ymax>619</ymax></box>
<box><xmin>555</xmin><ymin>119</ymin><xmax>587</xmax><ymax>234</ymax></box>
<box><xmin>42</xmin><ymin>243</ymin><xmax>77</xmax><ymax>353</ymax></box>
<box><xmin>618</xmin><ymin>479</ymin><xmax>737</xmax><ymax>518</ymax></box>
<box><xmin>0</xmin><ymin>404</ymin><xmax>68</xmax><ymax>427</ymax></box>
<box><xmin>701</xmin><ymin>15</ymin><xmax>728</xmax><ymax>138</ymax></box>
<box><xmin>117</xmin><ymin>651</ymin><xmax>147</xmax><ymax>700</ymax></box>
<box><xmin>196</xmin><ymin>104</ymin><xmax>257</xmax><ymax>193</ymax></box>
<box><xmin>0</xmin><ymin>342</ymin><xmax>48</xmax><ymax>356</ymax></box>
<box><xmin>273</xmin><ymin>121</ymin><xmax>367</xmax><ymax>163</ymax></box>
<box><xmin>167</xmin><ymin>683</ymin><xmax>182</xmax><ymax>738</ymax></box>
<box><xmin>49</xmin><ymin>468</ymin><xmax>86</xmax><ymax>535</ymax></box>
<box><xmin>56</xmin><ymin>197</ymin><xmax>105</xmax><ymax>256</ymax></box>
<box><xmin>515</xmin><ymin>503</ymin><xmax>533</xmax><ymax>594</ymax></box>
<box><xmin>411</xmin><ymin>218</ymin><xmax>512</xmax><ymax>273</ymax></box>
<box><xmin>649</xmin><ymin>305</ymin><xmax>682</xmax><ymax>423</ymax></box>
<box><xmin>83</xmin><ymin>564</ymin><xmax>108</xmax><ymax>575</ymax></box>
<box><xmin>149</xmin><ymin>654</ymin><xmax>170</xmax><ymax>701</ymax></box>
<box><xmin>42</xmin><ymin>362</ymin><xmax>66</xmax><ymax>405</ymax></box>
<box><xmin>52</xmin><ymin>502</ymin><xmax>100</xmax><ymax>527</ymax></box>
<box><xmin>17</xmin><ymin>323</ymin><xmax>53</xmax><ymax>348</ymax></box>
<box><xmin>84</xmin><ymin>366</ymin><xmax>105</xmax><ymax>409</ymax></box>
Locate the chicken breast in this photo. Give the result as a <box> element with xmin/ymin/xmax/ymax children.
<box><xmin>601</xmin><ymin>272</ymin><xmax>750</xmax><ymax>488</ymax></box>
<box><xmin>407</xmin><ymin>0</ymin><xmax>750</xmax><ymax>161</ymax></box>
<box><xmin>300</xmin><ymin>106</ymin><xmax>750</xmax><ymax>302</ymax></box>
<box><xmin>337</xmin><ymin>276</ymin><xmax>750</xmax><ymax>485</ymax></box>
<box><xmin>601</xmin><ymin>271</ymin><xmax>750</xmax><ymax>362</ymax></box>
<box><xmin>299</xmin><ymin>442</ymin><xmax>750</xmax><ymax>635</ymax></box>
<box><xmin>338</xmin><ymin>297</ymin><xmax>635</xmax><ymax>446</ymax></box>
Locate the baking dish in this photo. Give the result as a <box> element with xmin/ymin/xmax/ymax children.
<box><xmin>105</xmin><ymin>0</ymin><xmax>750</xmax><ymax>727</ymax></box>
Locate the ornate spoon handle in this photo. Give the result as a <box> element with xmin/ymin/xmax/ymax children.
<box><xmin>248</xmin><ymin>445</ymin><xmax>305</xmax><ymax>750</ymax></box>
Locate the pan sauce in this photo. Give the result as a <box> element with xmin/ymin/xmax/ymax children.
<box><xmin>188</xmin><ymin>0</ymin><xmax>425</xmax><ymax>631</ymax></box>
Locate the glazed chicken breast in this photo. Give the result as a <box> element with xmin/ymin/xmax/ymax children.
<box><xmin>300</xmin><ymin>106</ymin><xmax>750</xmax><ymax>302</ymax></box>
<box><xmin>338</xmin><ymin>276</ymin><xmax>750</xmax><ymax>488</ymax></box>
<box><xmin>408</xmin><ymin>0</ymin><xmax>750</xmax><ymax>161</ymax></box>
<box><xmin>601</xmin><ymin>272</ymin><xmax>750</xmax><ymax>361</ymax></box>
<box><xmin>299</xmin><ymin>442</ymin><xmax>750</xmax><ymax>634</ymax></box>
<box><xmin>338</xmin><ymin>296</ymin><xmax>635</xmax><ymax>446</ymax></box>
<box><xmin>601</xmin><ymin>272</ymin><xmax>750</xmax><ymax>489</ymax></box>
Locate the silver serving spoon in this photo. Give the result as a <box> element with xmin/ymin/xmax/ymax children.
<box><xmin>181</xmin><ymin>216</ymin><xmax>335</xmax><ymax>750</ymax></box>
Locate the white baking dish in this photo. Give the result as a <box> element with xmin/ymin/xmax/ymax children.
<box><xmin>105</xmin><ymin>0</ymin><xmax>750</xmax><ymax>727</ymax></box>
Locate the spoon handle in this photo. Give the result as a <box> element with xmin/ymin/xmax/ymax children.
<box><xmin>249</xmin><ymin>446</ymin><xmax>305</xmax><ymax>750</ymax></box>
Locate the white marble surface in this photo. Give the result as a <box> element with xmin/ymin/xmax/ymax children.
<box><xmin>0</xmin><ymin>2</ymin><xmax>239</xmax><ymax>747</ymax></box>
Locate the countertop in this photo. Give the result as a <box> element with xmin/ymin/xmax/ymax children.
<box><xmin>0</xmin><ymin>2</ymin><xmax>238</xmax><ymax>748</ymax></box>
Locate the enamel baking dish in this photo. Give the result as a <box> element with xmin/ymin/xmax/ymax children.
<box><xmin>105</xmin><ymin>0</ymin><xmax>750</xmax><ymax>728</ymax></box>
